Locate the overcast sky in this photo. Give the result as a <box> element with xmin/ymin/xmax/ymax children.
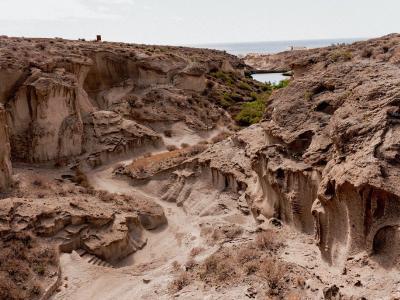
<box><xmin>0</xmin><ymin>0</ymin><xmax>398</xmax><ymax>45</ymax></box>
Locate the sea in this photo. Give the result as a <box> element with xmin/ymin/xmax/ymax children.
<box><xmin>194</xmin><ymin>38</ymin><xmax>364</xmax><ymax>84</ymax></box>
<box><xmin>194</xmin><ymin>38</ymin><xmax>364</xmax><ymax>56</ymax></box>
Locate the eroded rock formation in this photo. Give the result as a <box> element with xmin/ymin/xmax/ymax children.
<box><xmin>0</xmin><ymin>172</ymin><xmax>166</xmax><ymax>263</ymax></box>
<box><xmin>231</xmin><ymin>34</ymin><xmax>400</xmax><ymax>265</ymax></box>
<box><xmin>2</xmin><ymin>34</ymin><xmax>400</xmax><ymax>299</ymax></box>
<box><xmin>127</xmin><ymin>34</ymin><xmax>400</xmax><ymax>268</ymax></box>
<box><xmin>0</xmin><ymin>36</ymin><xmax>254</xmax><ymax>167</ymax></box>
<box><xmin>0</xmin><ymin>104</ymin><xmax>12</xmax><ymax>191</ymax></box>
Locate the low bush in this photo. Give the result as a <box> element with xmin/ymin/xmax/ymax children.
<box><xmin>210</xmin><ymin>71</ymin><xmax>235</xmax><ymax>85</ymax></box>
<box><xmin>73</xmin><ymin>168</ymin><xmax>91</xmax><ymax>189</ymax></box>
<box><xmin>166</xmin><ymin>145</ymin><xmax>178</xmax><ymax>151</ymax></box>
<box><xmin>329</xmin><ymin>49</ymin><xmax>353</xmax><ymax>62</ymax></box>
<box><xmin>235</xmin><ymin>97</ymin><xmax>266</xmax><ymax>126</ymax></box>
<box><xmin>219</xmin><ymin>92</ymin><xmax>234</xmax><ymax>108</ymax></box>
<box><xmin>255</xmin><ymin>230</ymin><xmax>284</xmax><ymax>252</ymax></box>
<box><xmin>258</xmin><ymin>258</ymin><xmax>287</xmax><ymax>294</ymax></box>
<box><xmin>32</xmin><ymin>176</ymin><xmax>47</xmax><ymax>187</ymax></box>
<box><xmin>0</xmin><ymin>232</ymin><xmax>58</xmax><ymax>300</ymax></box>
<box><xmin>164</xmin><ymin>130</ymin><xmax>173</xmax><ymax>137</ymax></box>
<box><xmin>361</xmin><ymin>48</ymin><xmax>373</xmax><ymax>58</ymax></box>
<box><xmin>211</xmin><ymin>131</ymin><xmax>230</xmax><ymax>143</ymax></box>
<box><xmin>169</xmin><ymin>271</ymin><xmax>191</xmax><ymax>293</ymax></box>
<box><xmin>238</xmin><ymin>81</ymin><xmax>252</xmax><ymax>91</ymax></box>
<box><xmin>180</xmin><ymin>143</ymin><xmax>189</xmax><ymax>149</ymax></box>
<box><xmin>272</xmin><ymin>79</ymin><xmax>290</xmax><ymax>89</ymax></box>
<box><xmin>190</xmin><ymin>247</ymin><xmax>204</xmax><ymax>257</ymax></box>
<box><xmin>200</xmin><ymin>251</ymin><xmax>239</xmax><ymax>284</ymax></box>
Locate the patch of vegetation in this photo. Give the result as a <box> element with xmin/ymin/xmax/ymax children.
<box><xmin>73</xmin><ymin>168</ymin><xmax>91</xmax><ymax>189</ymax></box>
<box><xmin>168</xmin><ymin>229</ymin><xmax>299</xmax><ymax>297</ymax></box>
<box><xmin>210</xmin><ymin>71</ymin><xmax>235</xmax><ymax>85</ymax></box>
<box><xmin>169</xmin><ymin>271</ymin><xmax>191</xmax><ymax>293</ymax></box>
<box><xmin>219</xmin><ymin>92</ymin><xmax>235</xmax><ymax>108</ymax></box>
<box><xmin>211</xmin><ymin>131</ymin><xmax>231</xmax><ymax>144</ymax></box>
<box><xmin>361</xmin><ymin>48</ymin><xmax>373</xmax><ymax>58</ymax></box>
<box><xmin>272</xmin><ymin>79</ymin><xmax>290</xmax><ymax>89</ymax></box>
<box><xmin>234</xmin><ymin>79</ymin><xmax>290</xmax><ymax>126</ymax></box>
<box><xmin>0</xmin><ymin>232</ymin><xmax>58</xmax><ymax>300</ymax></box>
<box><xmin>235</xmin><ymin>92</ymin><xmax>269</xmax><ymax>126</ymax></box>
<box><xmin>167</xmin><ymin>145</ymin><xmax>178</xmax><ymax>151</ymax></box>
<box><xmin>329</xmin><ymin>49</ymin><xmax>353</xmax><ymax>62</ymax></box>
<box><xmin>238</xmin><ymin>81</ymin><xmax>252</xmax><ymax>91</ymax></box>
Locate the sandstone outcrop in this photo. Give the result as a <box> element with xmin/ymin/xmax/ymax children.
<box><xmin>7</xmin><ymin>69</ymin><xmax>84</xmax><ymax>162</ymax></box>
<box><xmin>0</xmin><ymin>171</ymin><xmax>166</xmax><ymax>263</ymax></box>
<box><xmin>83</xmin><ymin>110</ymin><xmax>161</xmax><ymax>167</ymax></box>
<box><xmin>214</xmin><ymin>34</ymin><xmax>400</xmax><ymax>265</ymax></box>
<box><xmin>0</xmin><ymin>37</ymin><xmax>255</xmax><ymax>167</ymax></box>
<box><xmin>0</xmin><ymin>104</ymin><xmax>12</xmax><ymax>192</ymax></box>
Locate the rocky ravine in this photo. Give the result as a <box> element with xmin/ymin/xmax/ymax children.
<box><xmin>1</xmin><ymin>34</ymin><xmax>400</xmax><ymax>299</ymax></box>
<box><xmin>111</xmin><ymin>34</ymin><xmax>400</xmax><ymax>298</ymax></box>
<box><xmin>0</xmin><ymin>36</ymin><xmax>269</xmax><ymax>299</ymax></box>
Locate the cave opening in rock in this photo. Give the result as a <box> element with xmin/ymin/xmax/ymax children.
<box><xmin>372</xmin><ymin>225</ymin><xmax>400</xmax><ymax>267</ymax></box>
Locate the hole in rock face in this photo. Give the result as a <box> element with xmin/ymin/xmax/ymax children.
<box><xmin>288</xmin><ymin>130</ymin><xmax>314</xmax><ymax>156</ymax></box>
<box><xmin>324</xmin><ymin>180</ymin><xmax>335</xmax><ymax>198</ymax></box>
<box><xmin>313</xmin><ymin>83</ymin><xmax>335</xmax><ymax>95</ymax></box>
<box><xmin>373</xmin><ymin>226</ymin><xmax>398</xmax><ymax>254</ymax></box>
<box><xmin>275</xmin><ymin>168</ymin><xmax>285</xmax><ymax>180</ymax></box>
<box><xmin>372</xmin><ymin>225</ymin><xmax>400</xmax><ymax>267</ymax></box>
<box><xmin>314</xmin><ymin>101</ymin><xmax>335</xmax><ymax>114</ymax></box>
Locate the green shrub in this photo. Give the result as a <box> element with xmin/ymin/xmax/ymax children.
<box><xmin>238</xmin><ymin>81</ymin><xmax>252</xmax><ymax>91</ymax></box>
<box><xmin>261</xmin><ymin>83</ymin><xmax>273</xmax><ymax>92</ymax></box>
<box><xmin>260</xmin><ymin>79</ymin><xmax>289</xmax><ymax>92</ymax></box>
<box><xmin>272</xmin><ymin>79</ymin><xmax>290</xmax><ymax>89</ymax></box>
<box><xmin>235</xmin><ymin>93</ymin><xmax>269</xmax><ymax>126</ymax></box>
<box><xmin>329</xmin><ymin>49</ymin><xmax>353</xmax><ymax>62</ymax></box>
<box><xmin>210</xmin><ymin>71</ymin><xmax>234</xmax><ymax>85</ymax></box>
<box><xmin>219</xmin><ymin>92</ymin><xmax>234</xmax><ymax>108</ymax></box>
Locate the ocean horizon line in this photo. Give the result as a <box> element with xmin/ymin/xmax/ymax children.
<box><xmin>190</xmin><ymin>36</ymin><xmax>370</xmax><ymax>48</ymax></box>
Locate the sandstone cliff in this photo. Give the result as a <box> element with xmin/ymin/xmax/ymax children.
<box><xmin>207</xmin><ymin>34</ymin><xmax>400</xmax><ymax>265</ymax></box>
<box><xmin>0</xmin><ymin>36</ymin><xmax>257</xmax><ymax>168</ymax></box>
<box><xmin>0</xmin><ymin>104</ymin><xmax>12</xmax><ymax>192</ymax></box>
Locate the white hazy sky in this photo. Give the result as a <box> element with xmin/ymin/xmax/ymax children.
<box><xmin>0</xmin><ymin>0</ymin><xmax>398</xmax><ymax>45</ymax></box>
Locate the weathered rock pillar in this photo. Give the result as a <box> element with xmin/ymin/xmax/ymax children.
<box><xmin>0</xmin><ymin>104</ymin><xmax>12</xmax><ymax>192</ymax></box>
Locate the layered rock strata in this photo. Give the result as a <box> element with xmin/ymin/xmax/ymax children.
<box><xmin>0</xmin><ymin>36</ymin><xmax>252</xmax><ymax>167</ymax></box>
